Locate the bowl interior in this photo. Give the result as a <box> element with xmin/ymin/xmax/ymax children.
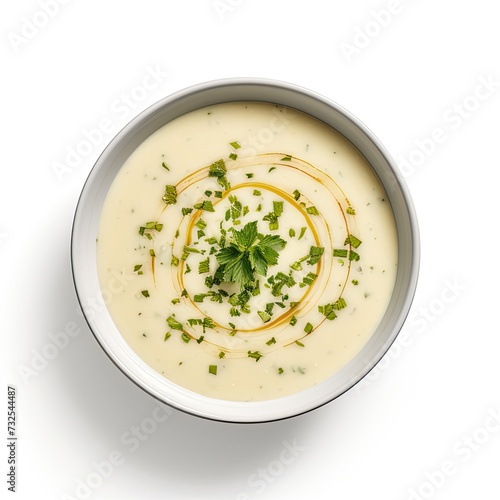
<box><xmin>71</xmin><ymin>78</ymin><xmax>419</xmax><ymax>423</ymax></box>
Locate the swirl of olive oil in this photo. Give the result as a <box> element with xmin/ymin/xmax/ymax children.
<box><xmin>151</xmin><ymin>153</ymin><xmax>358</xmax><ymax>359</ymax></box>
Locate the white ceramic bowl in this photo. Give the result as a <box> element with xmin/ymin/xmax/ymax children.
<box><xmin>71</xmin><ymin>78</ymin><xmax>419</xmax><ymax>423</ymax></box>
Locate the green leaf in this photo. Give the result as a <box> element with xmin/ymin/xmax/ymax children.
<box><xmin>273</xmin><ymin>201</ymin><xmax>284</xmax><ymax>217</ymax></box>
<box><xmin>248</xmin><ymin>351</ymin><xmax>263</xmax><ymax>362</ymax></box>
<box><xmin>208</xmin><ymin>159</ymin><xmax>227</xmax><ymax>178</ymax></box>
<box><xmin>166</xmin><ymin>316</ymin><xmax>183</xmax><ymax>330</ymax></box>
<box><xmin>198</xmin><ymin>257</ymin><xmax>210</xmax><ymax>274</ymax></box>
<box><xmin>193</xmin><ymin>200</ymin><xmax>215</xmax><ymax>212</ymax></box>
<box><xmin>215</xmin><ymin>245</ymin><xmax>241</xmax><ymax>266</ymax></box>
<box><xmin>307</xmin><ymin>246</ymin><xmax>324</xmax><ymax>265</ymax></box>
<box><xmin>349</xmin><ymin>250</ymin><xmax>360</xmax><ymax>261</ymax></box>
<box><xmin>214</xmin><ymin>221</ymin><xmax>286</xmax><ymax>287</ymax></box>
<box><xmin>258</xmin><ymin>311</ymin><xmax>271</xmax><ymax>323</ymax></box>
<box><xmin>258</xmin><ymin>234</ymin><xmax>286</xmax><ymax>252</ymax></box>
<box><xmin>162</xmin><ymin>185</ymin><xmax>177</xmax><ymax>205</ymax></box>
<box><xmin>248</xmin><ymin>245</ymin><xmax>268</xmax><ymax>277</ymax></box>
<box><xmin>304</xmin><ymin>322</ymin><xmax>314</xmax><ymax>334</ymax></box>
<box><xmin>344</xmin><ymin>234</ymin><xmax>362</xmax><ymax>248</ymax></box>
<box><xmin>232</xmin><ymin>220</ymin><xmax>258</xmax><ymax>248</ymax></box>
<box><xmin>333</xmin><ymin>249</ymin><xmax>348</xmax><ymax>258</ymax></box>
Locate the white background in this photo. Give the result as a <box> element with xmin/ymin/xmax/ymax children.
<box><xmin>2</xmin><ymin>1</ymin><xmax>500</xmax><ymax>499</ymax></box>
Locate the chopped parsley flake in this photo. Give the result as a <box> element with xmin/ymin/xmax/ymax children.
<box><xmin>193</xmin><ymin>200</ymin><xmax>215</xmax><ymax>212</ymax></box>
<box><xmin>247</xmin><ymin>351</ymin><xmax>262</xmax><ymax>362</ymax></box>
<box><xmin>166</xmin><ymin>316</ymin><xmax>183</xmax><ymax>331</ymax></box>
<box><xmin>258</xmin><ymin>311</ymin><xmax>272</xmax><ymax>323</ymax></box>
<box><xmin>344</xmin><ymin>234</ymin><xmax>362</xmax><ymax>248</ymax></box>
<box><xmin>162</xmin><ymin>185</ymin><xmax>177</xmax><ymax>205</ymax></box>
<box><xmin>198</xmin><ymin>257</ymin><xmax>210</xmax><ymax>274</ymax></box>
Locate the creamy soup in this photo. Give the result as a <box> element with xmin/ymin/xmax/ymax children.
<box><xmin>97</xmin><ymin>102</ymin><xmax>398</xmax><ymax>401</ymax></box>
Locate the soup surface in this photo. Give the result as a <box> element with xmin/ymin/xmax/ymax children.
<box><xmin>97</xmin><ymin>102</ymin><xmax>398</xmax><ymax>401</ymax></box>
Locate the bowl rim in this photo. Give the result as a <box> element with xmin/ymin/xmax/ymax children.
<box><xmin>71</xmin><ymin>77</ymin><xmax>420</xmax><ymax>423</ymax></box>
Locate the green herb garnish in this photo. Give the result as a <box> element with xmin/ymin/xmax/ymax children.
<box><xmin>215</xmin><ymin>220</ymin><xmax>286</xmax><ymax>287</ymax></box>
<box><xmin>307</xmin><ymin>246</ymin><xmax>324</xmax><ymax>265</ymax></box>
<box><xmin>193</xmin><ymin>200</ymin><xmax>215</xmax><ymax>212</ymax></box>
<box><xmin>344</xmin><ymin>234</ymin><xmax>362</xmax><ymax>248</ymax></box>
<box><xmin>318</xmin><ymin>303</ymin><xmax>337</xmax><ymax>321</ymax></box>
<box><xmin>198</xmin><ymin>257</ymin><xmax>210</xmax><ymax>274</ymax></box>
<box><xmin>333</xmin><ymin>249</ymin><xmax>348</xmax><ymax>258</ymax></box>
<box><xmin>208</xmin><ymin>159</ymin><xmax>230</xmax><ymax>190</ymax></box>
<box><xmin>166</xmin><ymin>316</ymin><xmax>183</xmax><ymax>330</ymax></box>
<box><xmin>162</xmin><ymin>185</ymin><xmax>177</xmax><ymax>205</ymax></box>
<box><xmin>247</xmin><ymin>351</ymin><xmax>263</xmax><ymax>362</ymax></box>
<box><xmin>258</xmin><ymin>311</ymin><xmax>272</xmax><ymax>323</ymax></box>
